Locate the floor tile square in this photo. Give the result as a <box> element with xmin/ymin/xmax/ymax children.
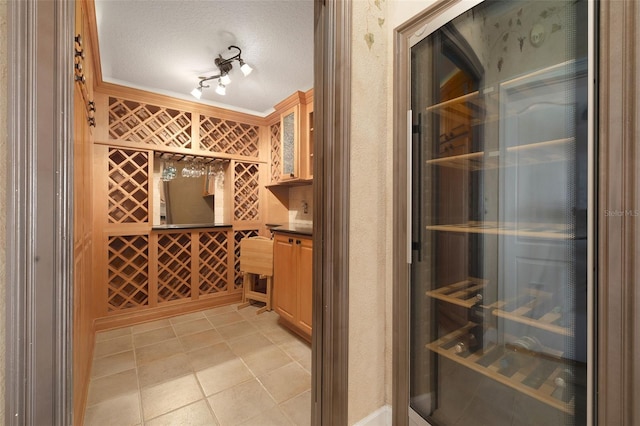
<box><xmin>179</xmin><ymin>329</ymin><xmax>225</xmax><ymax>352</ymax></box>
<box><xmin>135</xmin><ymin>337</ymin><xmax>184</xmax><ymax>366</ymax></box>
<box><xmin>131</xmin><ymin>318</ymin><xmax>171</xmax><ymax>335</ymax></box>
<box><xmin>196</xmin><ymin>357</ymin><xmax>253</xmax><ymax>396</ymax></box>
<box><xmin>258</xmin><ymin>362</ymin><xmax>311</xmax><ymax>403</ymax></box>
<box><xmin>172</xmin><ymin>318</ymin><xmax>214</xmax><ymax>337</ymax></box>
<box><xmin>280</xmin><ymin>390</ymin><xmax>311</xmax><ymax>426</ymax></box>
<box><xmin>86</xmin><ymin>369</ymin><xmax>139</xmax><ymax>407</ymax></box>
<box><xmin>227</xmin><ymin>332</ymin><xmax>273</xmax><ymax>358</ymax></box>
<box><xmin>138</xmin><ymin>353</ymin><xmax>193</xmax><ymax>389</ymax></box>
<box><xmin>83</xmin><ymin>391</ymin><xmax>141</xmax><ymax>426</ymax></box>
<box><xmin>169</xmin><ymin>311</ymin><xmax>206</xmax><ymax>325</ymax></box>
<box><xmin>141</xmin><ymin>374</ymin><xmax>203</xmax><ymax>421</ymax></box>
<box><xmin>90</xmin><ymin>350</ymin><xmax>136</xmax><ymax>379</ymax></box>
<box><xmin>241</xmin><ymin>344</ymin><xmax>292</xmax><ymax>377</ymax></box>
<box><xmin>239</xmin><ymin>405</ymin><xmax>293</xmax><ymax>426</ymax></box>
<box><xmin>216</xmin><ymin>320</ymin><xmax>259</xmax><ymax>341</ymax></box>
<box><xmin>207</xmin><ymin>379</ymin><xmax>276</xmax><ymax>425</ymax></box>
<box><xmin>133</xmin><ymin>326</ymin><xmax>176</xmax><ymax>348</ymax></box>
<box><xmin>145</xmin><ymin>399</ymin><xmax>218</xmax><ymax>426</ymax></box>
<box><xmin>206</xmin><ymin>311</ymin><xmax>245</xmax><ymax>328</ymax></box>
<box><xmin>93</xmin><ymin>335</ymin><xmax>133</xmax><ymax>359</ymax></box>
<box><xmin>188</xmin><ymin>342</ymin><xmax>236</xmax><ymax>372</ymax></box>
<box><xmin>95</xmin><ymin>327</ymin><xmax>132</xmax><ymax>343</ymax></box>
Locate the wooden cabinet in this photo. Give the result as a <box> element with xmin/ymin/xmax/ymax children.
<box><xmin>280</xmin><ymin>104</ymin><xmax>301</xmax><ymax>180</ymax></box>
<box><xmin>273</xmin><ymin>232</ymin><xmax>313</xmax><ymax>340</ymax></box>
<box><xmin>270</xmin><ymin>90</ymin><xmax>313</xmax><ymax>184</ymax></box>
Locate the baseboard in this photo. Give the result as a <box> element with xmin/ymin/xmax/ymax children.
<box><xmin>353</xmin><ymin>405</ymin><xmax>392</xmax><ymax>426</ymax></box>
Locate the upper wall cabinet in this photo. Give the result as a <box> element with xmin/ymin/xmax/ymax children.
<box><xmin>270</xmin><ymin>90</ymin><xmax>313</xmax><ymax>185</ymax></box>
<box><xmin>281</xmin><ymin>103</ymin><xmax>300</xmax><ymax>180</ymax></box>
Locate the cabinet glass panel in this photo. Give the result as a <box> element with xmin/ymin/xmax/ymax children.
<box><xmin>410</xmin><ymin>1</ymin><xmax>590</xmax><ymax>425</ymax></box>
<box><xmin>282</xmin><ymin>111</ymin><xmax>296</xmax><ymax>176</ymax></box>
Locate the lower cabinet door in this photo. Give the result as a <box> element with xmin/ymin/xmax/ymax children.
<box><xmin>297</xmin><ymin>237</ymin><xmax>313</xmax><ymax>336</ymax></box>
<box><xmin>274</xmin><ymin>234</ymin><xmax>296</xmax><ymax>323</ymax></box>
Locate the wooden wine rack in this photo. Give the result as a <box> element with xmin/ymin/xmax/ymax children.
<box><xmin>107</xmin><ymin>235</ymin><xmax>150</xmax><ymax>311</ymax></box>
<box><xmin>108</xmin><ymin>97</ymin><xmax>192</xmax><ymax>148</ymax></box>
<box><xmin>234</xmin><ymin>162</ymin><xmax>260</xmax><ymax>222</ymax></box>
<box><xmin>198</xmin><ymin>231</ymin><xmax>231</xmax><ymax>295</ymax></box>
<box><xmin>270</xmin><ymin>122</ymin><xmax>282</xmax><ymax>183</ymax></box>
<box><xmin>157</xmin><ymin>233</ymin><xmax>192</xmax><ymax>303</ymax></box>
<box><xmin>199</xmin><ymin>115</ymin><xmax>260</xmax><ymax>157</ymax></box>
<box><xmin>426</xmin><ymin>323</ymin><xmax>574</xmax><ymax>414</ymax></box>
<box><xmin>107</xmin><ymin>148</ymin><xmax>149</xmax><ymax>223</ymax></box>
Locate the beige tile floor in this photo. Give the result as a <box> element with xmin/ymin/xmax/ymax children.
<box><xmin>84</xmin><ymin>303</ymin><xmax>312</xmax><ymax>426</ymax></box>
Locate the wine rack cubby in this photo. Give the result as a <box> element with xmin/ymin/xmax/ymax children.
<box><xmin>108</xmin><ymin>97</ymin><xmax>192</xmax><ymax>148</ymax></box>
<box><xmin>198</xmin><ymin>231</ymin><xmax>231</xmax><ymax>295</ymax></box>
<box><xmin>233</xmin><ymin>162</ymin><xmax>260</xmax><ymax>222</ymax></box>
<box><xmin>157</xmin><ymin>233</ymin><xmax>192</xmax><ymax>303</ymax></box>
<box><xmin>107</xmin><ymin>148</ymin><xmax>149</xmax><ymax>223</ymax></box>
<box><xmin>199</xmin><ymin>115</ymin><xmax>260</xmax><ymax>157</ymax></box>
<box><xmin>107</xmin><ymin>235</ymin><xmax>150</xmax><ymax>311</ymax></box>
<box><xmin>270</xmin><ymin>122</ymin><xmax>282</xmax><ymax>183</ymax></box>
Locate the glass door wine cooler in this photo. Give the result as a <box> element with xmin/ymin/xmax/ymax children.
<box><xmin>409</xmin><ymin>1</ymin><xmax>592</xmax><ymax>424</ymax></box>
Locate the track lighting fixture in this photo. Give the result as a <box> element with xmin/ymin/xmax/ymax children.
<box><xmin>191</xmin><ymin>45</ymin><xmax>252</xmax><ymax>98</ymax></box>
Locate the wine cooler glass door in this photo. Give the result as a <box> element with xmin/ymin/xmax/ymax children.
<box><xmin>409</xmin><ymin>1</ymin><xmax>591</xmax><ymax>425</ymax></box>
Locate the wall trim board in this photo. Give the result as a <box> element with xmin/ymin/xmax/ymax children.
<box><xmin>598</xmin><ymin>0</ymin><xmax>640</xmax><ymax>424</ymax></box>
<box><xmin>5</xmin><ymin>0</ymin><xmax>74</xmax><ymax>424</ymax></box>
<box><xmin>312</xmin><ymin>0</ymin><xmax>352</xmax><ymax>424</ymax></box>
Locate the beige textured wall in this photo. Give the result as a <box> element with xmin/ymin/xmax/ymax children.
<box><xmin>348</xmin><ymin>1</ymin><xmax>438</xmax><ymax>424</ymax></box>
<box><xmin>0</xmin><ymin>0</ymin><xmax>7</xmax><ymax>423</ymax></box>
<box><xmin>349</xmin><ymin>0</ymin><xmax>391</xmax><ymax>423</ymax></box>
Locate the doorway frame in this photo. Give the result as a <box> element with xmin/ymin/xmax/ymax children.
<box><xmin>392</xmin><ymin>0</ymin><xmax>640</xmax><ymax>425</ymax></box>
<box><xmin>5</xmin><ymin>0</ymin><xmax>351</xmax><ymax>425</ymax></box>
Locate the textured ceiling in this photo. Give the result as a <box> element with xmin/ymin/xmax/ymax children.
<box><xmin>94</xmin><ymin>0</ymin><xmax>314</xmax><ymax>116</ymax></box>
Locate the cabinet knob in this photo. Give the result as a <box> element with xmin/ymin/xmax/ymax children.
<box><xmin>288</xmin><ymin>238</ymin><xmax>294</xmax><ymax>243</ymax></box>
<box><xmin>296</xmin><ymin>240</ymin><xmax>301</xmax><ymax>245</ymax></box>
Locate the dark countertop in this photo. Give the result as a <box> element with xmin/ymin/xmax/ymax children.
<box><xmin>270</xmin><ymin>224</ymin><xmax>313</xmax><ymax>236</ymax></box>
<box><xmin>152</xmin><ymin>223</ymin><xmax>232</xmax><ymax>230</ymax></box>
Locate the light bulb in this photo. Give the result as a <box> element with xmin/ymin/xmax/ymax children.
<box><xmin>220</xmin><ymin>74</ymin><xmax>231</xmax><ymax>85</ymax></box>
<box><xmin>215</xmin><ymin>82</ymin><xmax>226</xmax><ymax>96</ymax></box>
<box><xmin>240</xmin><ymin>62</ymin><xmax>253</xmax><ymax>76</ymax></box>
<box><xmin>190</xmin><ymin>87</ymin><xmax>202</xmax><ymax>99</ymax></box>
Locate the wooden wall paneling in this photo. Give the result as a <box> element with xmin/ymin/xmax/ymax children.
<box><xmin>191</xmin><ymin>112</ymin><xmax>201</xmax><ymax>151</ymax></box>
<box><xmin>93</xmin><ymin>92</ymin><xmax>110</xmax><ymax>143</ymax></box>
<box><xmin>92</xmin><ymin>144</ymin><xmax>110</xmax><ymax>318</ymax></box>
<box><xmin>148</xmin><ymin>231</ymin><xmax>159</xmax><ymax>308</ymax></box>
<box><xmin>228</xmin><ymin>229</ymin><xmax>237</xmax><ymax>293</ymax></box>
<box><xmin>191</xmin><ymin>231</ymin><xmax>201</xmax><ymax>301</ymax></box>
